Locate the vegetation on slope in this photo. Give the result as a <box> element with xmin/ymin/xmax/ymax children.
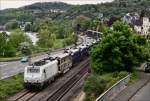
<box><xmin>84</xmin><ymin>71</ymin><xmax>128</xmax><ymax>101</ymax></box>
<box><xmin>84</xmin><ymin>21</ymin><xmax>150</xmax><ymax>100</ymax></box>
<box><xmin>1</xmin><ymin>0</ymin><xmax>150</xmax><ymax>25</ymax></box>
<box><xmin>0</xmin><ymin>74</ymin><xmax>24</xmax><ymax>100</ymax></box>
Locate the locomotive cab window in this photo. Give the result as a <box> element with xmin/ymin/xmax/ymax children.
<box><xmin>27</xmin><ymin>68</ymin><xmax>40</xmax><ymax>73</ymax></box>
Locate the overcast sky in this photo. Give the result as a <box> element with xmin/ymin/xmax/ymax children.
<box><xmin>0</xmin><ymin>0</ymin><xmax>113</xmax><ymax>10</ymax></box>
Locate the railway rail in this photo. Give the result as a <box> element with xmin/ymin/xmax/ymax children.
<box><xmin>8</xmin><ymin>58</ymin><xmax>90</xmax><ymax>101</ymax></box>
<box><xmin>8</xmin><ymin>90</ymin><xmax>37</xmax><ymax>101</ymax></box>
<box><xmin>43</xmin><ymin>63</ymin><xmax>89</xmax><ymax>101</ymax></box>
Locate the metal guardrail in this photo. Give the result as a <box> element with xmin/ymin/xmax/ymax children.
<box><xmin>96</xmin><ymin>74</ymin><xmax>131</xmax><ymax>101</ymax></box>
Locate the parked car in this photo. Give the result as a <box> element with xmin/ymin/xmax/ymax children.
<box><xmin>144</xmin><ymin>63</ymin><xmax>150</xmax><ymax>73</ymax></box>
<box><xmin>21</xmin><ymin>56</ymin><xmax>29</xmax><ymax>63</ymax></box>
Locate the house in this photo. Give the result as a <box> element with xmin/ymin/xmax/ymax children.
<box><xmin>123</xmin><ymin>10</ymin><xmax>150</xmax><ymax>37</ymax></box>
<box><xmin>48</xmin><ymin>9</ymin><xmax>66</xmax><ymax>13</ymax></box>
<box><xmin>142</xmin><ymin>16</ymin><xmax>150</xmax><ymax>35</ymax></box>
<box><xmin>123</xmin><ymin>13</ymin><xmax>140</xmax><ymax>24</ymax></box>
<box><xmin>133</xmin><ymin>19</ymin><xmax>143</xmax><ymax>34</ymax></box>
<box><xmin>133</xmin><ymin>10</ymin><xmax>150</xmax><ymax>36</ymax></box>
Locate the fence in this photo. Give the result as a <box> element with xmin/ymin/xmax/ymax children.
<box><xmin>96</xmin><ymin>74</ymin><xmax>131</xmax><ymax>101</ymax></box>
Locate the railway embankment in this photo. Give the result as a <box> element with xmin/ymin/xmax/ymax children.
<box><xmin>0</xmin><ymin>74</ymin><xmax>24</xmax><ymax>100</ymax></box>
<box><xmin>74</xmin><ymin>71</ymin><xmax>130</xmax><ymax>101</ymax></box>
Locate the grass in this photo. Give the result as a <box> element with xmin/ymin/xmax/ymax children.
<box><xmin>0</xmin><ymin>57</ymin><xmax>22</xmax><ymax>62</ymax></box>
<box><xmin>0</xmin><ymin>74</ymin><xmax>24</xmax><ymax>100</ymax></box>
<box><xmin>129</xmin><ymin>71</ymin><xmax>138</xmax><ymax>84</ymax></box>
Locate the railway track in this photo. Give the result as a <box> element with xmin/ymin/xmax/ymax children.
<box><xmin>7</xmin><ymin>90</ymin><xmax>37</xmax><ymax>101</ymax></box>
<box><xmin>8</xmin><ymin>58</ymin><xmax>89</xmax><ymax>101</ymax></box>
<box><xmin>43</xmin><ymin>63</ymin><xmax>89</xmax><ymax>101</ymax></box>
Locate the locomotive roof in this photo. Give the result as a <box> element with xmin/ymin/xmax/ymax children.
<box><xmin>51</xmin><ymin>52</ymin><xmax>69</xmax><ymax>59</ymax></box>
<box><xmin>28</xmin><ymin>59</ymin><xmax>58</xmax><ymax>69</ymax></box>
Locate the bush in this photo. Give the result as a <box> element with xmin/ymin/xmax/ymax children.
<box><xmin>130</xmin><ymin>71</ymin><xmax>138</xmax><ymax>83</ymax></box>
<box><xmin>117</xmin><ymin>71</ymin><xmax>129</xmax><ymax>79</ymax></box>
<box><xmin>83</xmin><ymin>74</ymin><xmax>108</xmax><ymax>101</ymax></box>
<box><xmin>84</xmin><ymin>71</ymin><xmax>129</xmax><ymax>101</ymax></box>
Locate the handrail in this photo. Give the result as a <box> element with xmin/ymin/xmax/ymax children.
<box><xmin>96</xmin><ymin>74</ymin><xmax>131</xmax><ymax>101</ymax></box>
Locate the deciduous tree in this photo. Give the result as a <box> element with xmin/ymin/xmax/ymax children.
<box><xmin>91</xmin><ymin>21</ymin><xmax>150</xmax><ymax>74</ymax></box>
<box><xmin>9</xmin><ymin>29</ymin><xmax>32</xmax><ymax>50</ymax></box>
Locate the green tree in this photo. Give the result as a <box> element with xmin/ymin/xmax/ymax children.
<box><xmin>0</xmin><ymin>32</ymin><xmax>16</xmax><ymax>57</ymax></box>
<box><xmin>31</xmin><ymin>21</ymin><xmax>40</xmax><ymax>32</ymax></box>
<box><xmin>63</xmin><ymin>32</ymin><xmax>77</xmax><ymax>46</ymax></box>
<box><xmin>0</xmin><ymin>32</ymin><xmax>8</xmax><ymax>56</ymax></box>
<box><xmin>91</xmin><ymin>21</ymin><xmax>150</xmax><ymax>74</ymax></box>
<box><xmin>90</xmin><ymin>18</ymin><xmax>104</xmax><ymax>32</ymax></box>
<box><xmin>55</xmin><ymin>25</ymin><xmax>66</xmax><ymax>39</ymax></box>
<box><xmin>19</xmin><ymin>42</ymin><xmax>32</xmax><ymax>56</ymax></box>
<box><xmin>9</xmin><ymin>29</ymin><xmax>32</xmax><ymax>50</ymax></box>
<box><xmin>72</xmin><ymin>15</ymin><xmax>91</xmax><ymax>32</ymax></box>
<box><xmin>37</xmin><ymin>22</ymin><xmax>56</xmax><ymax>48</ymax></box>
<box><xmin>5</xmin><ymin>21</ymin><xmax>19</xmax><ymax>30</ymax></box>
<box><xmin>24</xmin><ymin>23</ymin><xmax>31</xmax><ymax>32</ymax></box>
<box><xmin>3</xmin><ymin>42</ymin><xmax>16</xmax><ymax>57</ymax></box>
<box><xmin>37</xmin><ymin>20</ymin><xmax>76</xmax><ymax>48</ymax></box>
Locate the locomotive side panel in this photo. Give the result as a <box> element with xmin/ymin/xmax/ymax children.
<box><xmin>42</xmin><ymin>60</ymin><xmax>59</xmax><ymax>82</ymax></box>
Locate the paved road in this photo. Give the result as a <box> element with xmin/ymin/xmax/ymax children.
<box><xmin>0</xmin><ymin>35</ymin><xmax>94</xmax><ymax>80</ymax></box>
<box><xmin>112</xmin><ymin>72</ymin><xmax>150</xmax><ymax>101</ymax></box>
<box><xmin>130</xmin><ymin>73</ymin><xmax>150</xmax><ymax>101</ymax></box>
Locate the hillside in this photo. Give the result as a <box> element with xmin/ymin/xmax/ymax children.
<box><xmin>0</xmin><ymin>2</ymin><xmax>72</xmax><ymax>25</ymax></box>
<box><xmin>0</xmin><ymin>0</ymin><xmax>150</xmax><ymax>25</ymax></box>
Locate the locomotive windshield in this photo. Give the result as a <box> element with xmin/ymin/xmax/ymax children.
<box><xmin>33</xmin><ymin>60</ymin><xmax>46</xmax><ymax>66</ymax></box>
<box><xmin>27</xmin><ymin>68</ymin><xmax>40</xmax><ymax>73</ymax></box>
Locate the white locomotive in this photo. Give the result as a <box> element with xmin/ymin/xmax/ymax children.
<box><xmin>24</xmin><ymin>52</ymin><xmax>72</xmax><ymax>88</ymax></box>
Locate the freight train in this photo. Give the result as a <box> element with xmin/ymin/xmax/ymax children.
<box><xmin>24</xmin><ymin>39</ymin><xmax>98</xmax><ymax>89</ymax></box>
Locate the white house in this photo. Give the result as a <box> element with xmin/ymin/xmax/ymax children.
<box><xmin>142</xmin><ymin>17</ymin><xmax>150</xmax><ymax>35</ymax></box>
<box><xmin>133</xmin><ymin>10</ymin><xmax>150</xmax><ymax>36</ymax></box>
<box><xmin>133</xmin><ymin>19</ymin><xmax>143</xmax><ymax>34</ymax></box>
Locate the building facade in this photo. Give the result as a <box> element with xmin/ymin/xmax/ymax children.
<box><xmin>142</xmin><ymin>17</ymin><xmax>150</xmax><ymax>35</ymax></box>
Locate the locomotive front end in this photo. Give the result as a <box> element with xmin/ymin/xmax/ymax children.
<box><xmin>24</xmin><ymin>66</ymin><xmax>43</xmax><ymax>88</ymax></box>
